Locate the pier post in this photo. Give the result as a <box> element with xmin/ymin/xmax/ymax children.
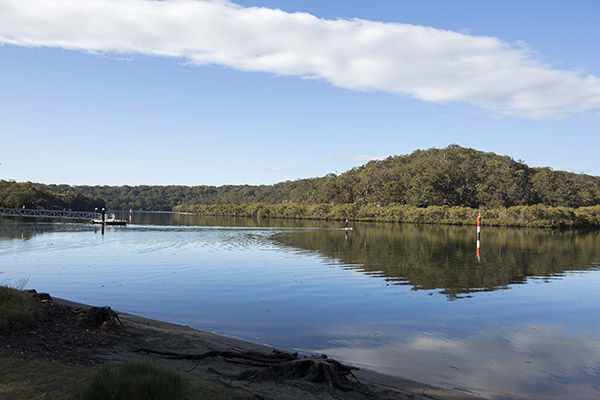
<box><xmin>102</xmin><ymin>208</ymin><xmax>106</xmax><ymax>224</ymax></box>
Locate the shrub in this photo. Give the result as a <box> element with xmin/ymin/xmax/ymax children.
<box><xmin>175</xmin><ymin>203</ymin><xmax>600</xmax><ymax>229</ymax></box>
<box><xmin>0</xmin><ymin>286</ymin><xmax>41</xmax><ymax>333</ymax></box>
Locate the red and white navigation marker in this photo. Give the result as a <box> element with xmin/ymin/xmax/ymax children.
<box><xmin>477</xmin><ymin>213</ymin><xmax>481</xmax><ymax>261</ymax></box>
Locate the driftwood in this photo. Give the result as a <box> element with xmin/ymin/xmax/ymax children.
<box><xmin>134</xmin><ymin>348</ymin><xmax>360</xmax><ymax>391</ymax></box>
<box><xmin>236</xmin><ymin>357</ymin><xmax>359</xmax><ymax>391</ymax></box>
<box><xmin>134</xmin><ymin>348</ymin><xmax>297</xmax><ymax>363</ymax></box>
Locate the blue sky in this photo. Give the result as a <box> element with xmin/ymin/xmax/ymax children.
<box><xmin>0</xmin><ymin>0</ymin><xmax>599</xmax><ymax>186</ymax></box>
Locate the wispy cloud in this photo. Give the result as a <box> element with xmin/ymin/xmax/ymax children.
<box><xmin>1</xmin><ymin>0</ymin><xmax>599</xmax><ymax>118</ymax></box>
<box><xmin>334</xmin><ymin>154</ymin><xmax>388</xmax><ymax>162</ymax></box>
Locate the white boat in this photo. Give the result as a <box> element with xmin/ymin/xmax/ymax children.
<box><xmin>92</xmin><ymin>213</ymin><xmax>127</xmax><ymax>226</ymax></box>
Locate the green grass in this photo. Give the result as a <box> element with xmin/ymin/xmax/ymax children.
<box><xmin>0</xmin><ymin>351</ymin><xmax>94</xmax><ymax>400</ymax></box>
<box><xmin>0</xmin><ymin>285</ymin><xmax>41</xmax><ymax>333</ymax></box>
<box><xmin>0</xmin><ymin>352</ymin><xmax>239</xmax><ymax>400</ymax></box>
<box><xmin>82</xmin><ymin>362</ymin><xmax>185</xmax><ymax>400</ymax></box>
<box><xmin>82</xmin><ymin>362</ymin><xmax>238</xmax><ymax>400</ymax></box>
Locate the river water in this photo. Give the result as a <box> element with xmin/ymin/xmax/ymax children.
<box><xmin>1</xmin><ymin>212</ymin><xmax>599</xmax><ymax>399</ymax></box>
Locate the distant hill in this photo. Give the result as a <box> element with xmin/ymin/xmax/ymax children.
<box><xmin>0</xmin><ymin>180</ymin><xmax>104</xmax><ymax>211</ymax></box>
<box><xmin>3</xmin><ymin>145</ymin><xmax>600</xmax><ymax>211</ymax></box>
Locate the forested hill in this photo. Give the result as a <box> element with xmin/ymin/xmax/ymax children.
<box><xmin>0</xmin><ymin>180</ymin><xmax>105</xmax><ymax>211</ymax></box>
<box><xmin>3</xmin><ymin>146</ymin><xmax>600</xmax><ymax>211</ymax></box>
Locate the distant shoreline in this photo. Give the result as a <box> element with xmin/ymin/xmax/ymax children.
<box><xmin>5</xmin><ymin>147</ymin><xmax>600</xmax><ymax>221</ymax></box>
<box><xmin>174</xmin><ymin>203</ymin><xmax>600</xmax><ymax>229</ymax></box>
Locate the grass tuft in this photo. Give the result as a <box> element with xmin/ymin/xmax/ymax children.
<box><xmin>0</xmin><ymin>285</ymin><xmax>41</xmax><ymax>333</ymax></box>
<box><xmin>82</xmin><ymin>362</ymin><xmax>187</xmax><ymax>400</ymax></box>
<box><xmin>0</xmin><ymin>353</ymin><xmax>238</xmax><ymax>400</ymax></box>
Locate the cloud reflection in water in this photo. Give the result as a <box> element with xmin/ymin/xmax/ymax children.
<box><xmin>314</xmin><ymin>324</ymin><xmax>600</xmax><ymax>400</ymax></box>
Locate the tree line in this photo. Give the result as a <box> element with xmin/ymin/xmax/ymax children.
<box><xmin>174</xmin><ymin>202</ymin><xmax>600</xmax><ymax>229</ymax></box>
<box><xmin>77</xmin><ymin>145</ymin><xmax>600</xmax><ymax>210</ymax></box>
<box><xmin>0</xmin><ymin>180</ymin><xmax>104</xmax><ymax>211</ymax></box>
<box><xmin>2</xmin><ymin>146</ymin><xmax>600</xmax><ymax>227</ymax></box>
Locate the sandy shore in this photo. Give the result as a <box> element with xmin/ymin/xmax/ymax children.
<box><xmin>42</xmin><ymin>296</ymin><xmax>482</xmax><ymax>400</ymax></box>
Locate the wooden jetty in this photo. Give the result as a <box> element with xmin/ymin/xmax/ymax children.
<box><xmin>0</xmin><ymin>207</ymin><xmax>100</xmax><ymax>221</ymax></box>
<box><xmin>0</xmin><ymin>207</ymin><xmax>126</xmax><ymax>226</ymax></box>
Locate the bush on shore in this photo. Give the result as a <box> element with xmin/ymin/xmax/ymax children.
<box><xmin>0</xmin><ymin>286</ymin><xmax>41</xmax><ymax>333</ymax></box>
<box><xmin>174</xmin><ymin>203</ymin><xmax>600</xmax><ymax>229</ymax></box>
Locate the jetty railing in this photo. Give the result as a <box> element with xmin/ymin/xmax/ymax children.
<box><xmin>0</xmin><ymin>207</ymin><xmax>101</xmax><ymax>221</ymax></box>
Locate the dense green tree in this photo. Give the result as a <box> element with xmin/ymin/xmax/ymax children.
<box><xmin>0</xmin><ymin>180</ymin><xmax>104</xmax><ymax>211</ymax></box>
<box><xmin>0</xmin><ymin>181</ymin><xmax>56</xmax><ymax>209</ymax></box>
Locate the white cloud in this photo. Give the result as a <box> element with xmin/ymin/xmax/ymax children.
<box><xmin>1</xmin><ymin>0</ymin><xmax>600</xmax><ymax>118</ymax></box>
<box><xmin>316</xmin><ymin>324</ymin><xmax>600</xmax><ymax>399</ymax></box>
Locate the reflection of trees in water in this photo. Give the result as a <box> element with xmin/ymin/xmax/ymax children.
<box><xmin>3</xmin><ymin>216</ymin><xmax>599</xmax><ymax>300</ymax></box>
<box><xmin>0</xmin><ymin>221</ymin><xmax>91</xmax><ymax>242</ymax></box>
<box><xmin>272</xmin><ymin>224</ymin><xmax>600</xmax><ymax>300</ymax></box>
<box><xmin>123</xmin><ymin>212</ymin><xmax>343</xmax><ymax>229</ymax></box>
<box><xmin>0</xmin><ymin>230</ymin><xmax>33</xmax><ymax>241</ymax></box>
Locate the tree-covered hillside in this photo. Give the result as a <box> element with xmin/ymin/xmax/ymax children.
<box><xmin>305</xmin><ymin>145</ymin><xmax>600</xmax><ymax>208</ymax></box>
<box><xmin>3</xmin><ymin>146</ymin><xmax>600</xmax><ymax>211</ymax></box>
<box><xmin>0</xmin><ymin>181</ymin><xmax>105</xmax><ymax>211</ymax></box>
<box><xmin>75</xmin><ymin>145</ymin><xmax>600</xmax><ymax>210</ymax></box>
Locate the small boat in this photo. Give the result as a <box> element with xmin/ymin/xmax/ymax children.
<box><xmin>342</xmin><ymin>227</ymin><xmax>353</xmax><ymax>231</ymax></box>
<box><xmin>92</xmin><ymin>218</ymin><xmax>127</xmax><ymax>226</ymax></box>
<box><xmin>92</xmin><ymin>213</ymin><xmax>127</xmax><ymax>226</ymax></box>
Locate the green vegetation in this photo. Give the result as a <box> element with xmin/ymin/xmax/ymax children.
<box><xmin>2</xmin><ymin>146</ymin><xmax>598</xmax><ymax>211</ymax></box>
<box><xmin>0</xmin><ymin>354</ymin><xmax>237</xmax><ymax>400</ymax></box>
<box><xmin>174</xmin><ymin>203</ymin><xmax>600</xmax><ymax>229</ymax></box>
<box><xmin>0</xmin><ymin>180</ymin><xmax>104</xmax><ymax>211</ymax></box>
<box><xmin>81</xmin><ymin>362</ymin><xmax>238</xmax><ymax>400</ymax></box>
<box><xmin>0</xmin><ymin>286</ymin><xmax>41</xmax><ymax>333</ymax></box>
<box><xmin>0</xmin><ymin>351</ymin><xmax>94</xmax><ymax>400</ymax></box>
<box><xmin>65</xmin><ymin>145</ymin><xmax>600</xmax><ymax>210</ymax></box>
<box><xmin>82</xmin><ymin>362</ymin><xmax>238</xmax><ymax>400</ymax></box>
<box><xmin>3</xmin><ymin>146</ymin><xmax>600</xmax><ymax>227</ymax></box>
<box><xmin>272</xmin><ymin>223</ymin><xmax>600</xmax><ymax>300</ymax></box>
<box><xmin>82</xmin><ymin>362</ymin><xmax>185</xmax><ymax>400</ymax></box>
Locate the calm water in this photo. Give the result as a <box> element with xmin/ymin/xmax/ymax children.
<box><xmin>1</xmin><ymin>213</ymin><xmax>599</xmax><ymax>399</ymax></box>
